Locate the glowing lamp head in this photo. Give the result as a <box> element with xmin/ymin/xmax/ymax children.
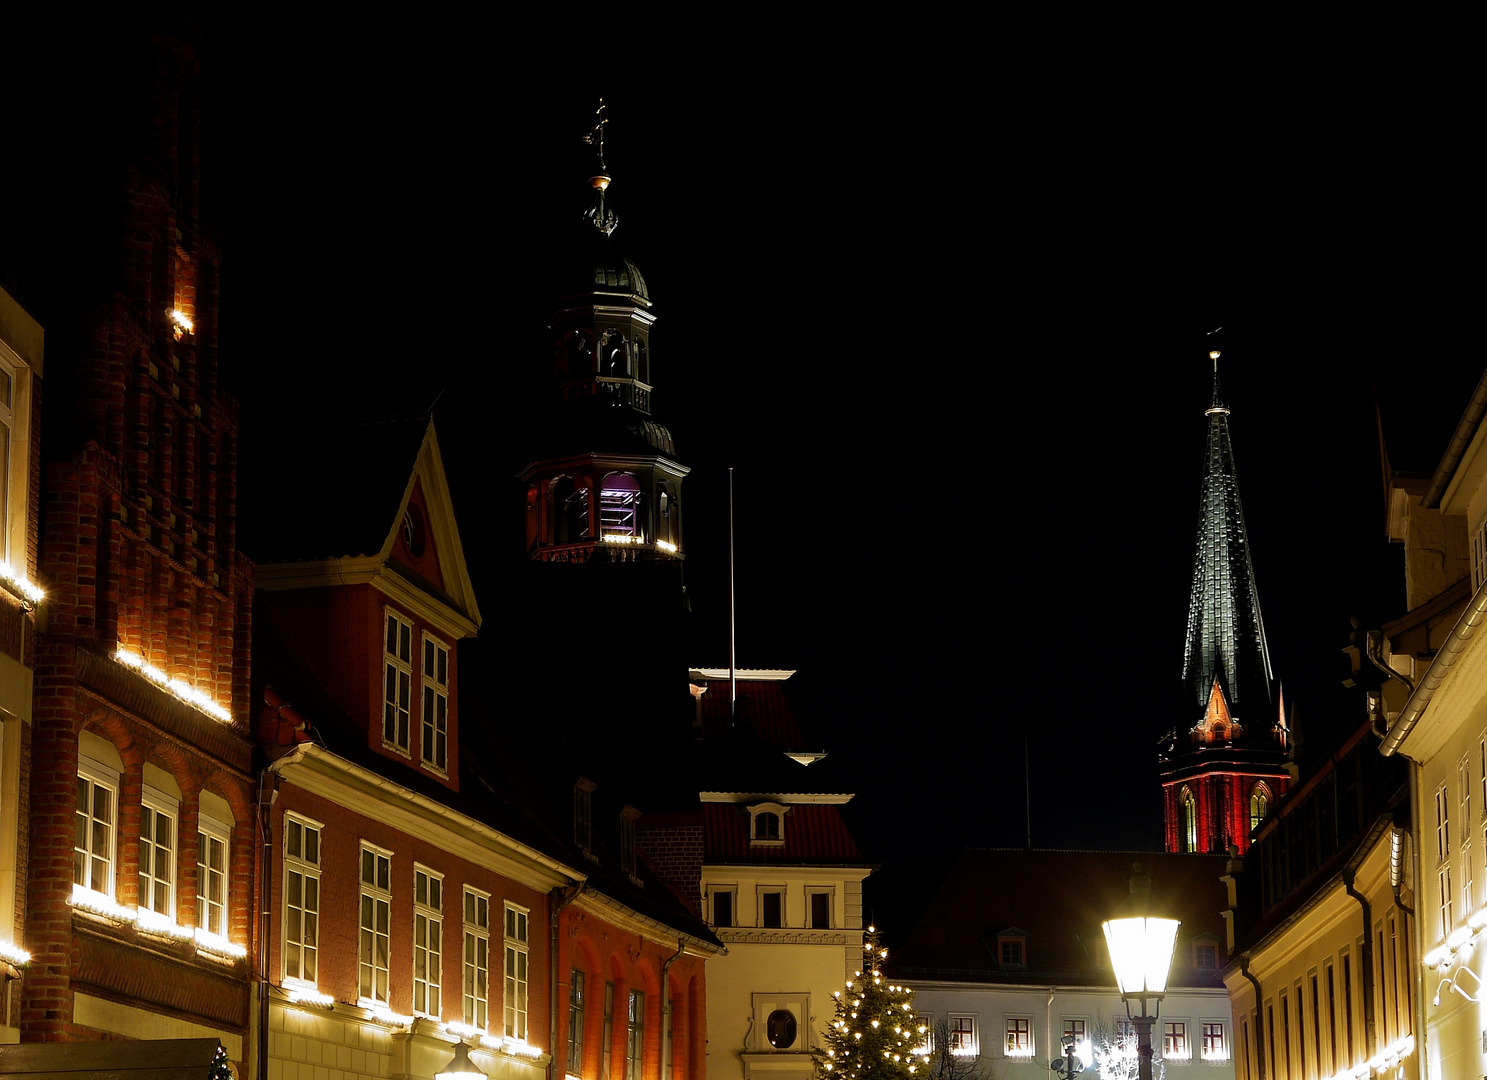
<box><xmin>1209</xmin><ymin>350</ymin><xmax>1221</xmax><ymax>361</ymax></box>
<box><xmin>1102</xmin><ymin>916</ymin><xmax>1181</xmax><ymax>998</ymax></box>
<box><xmin>435</xmin><ymin>1040</ymin><xmax>488</xmax><ymax>1080</ymax></box>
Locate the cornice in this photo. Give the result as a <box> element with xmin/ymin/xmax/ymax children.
<box><xmin>572</xmin><ymin>891</ymin><xmax>722</xmax><ymax>956</ymax></box>
<box><xmin>252</xmin><ymin>561</ymin><xmax>478</xmax><ymax>641</ymax></box>
<box><xmin>271</xmin><ymin>745</ymin><xmax>577</xmax><ymax>893</ymax></box>
<box><xmin>517</xmin><ymin>453</ymin><xmax>691</xmax><ymax>483</ymax></box>
<box><xmin>715</xmin><ymin>928</ymin><xmax>858</xmax><ymax>947</ymax></box>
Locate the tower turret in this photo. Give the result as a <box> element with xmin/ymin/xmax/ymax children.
<box><xmin>520</xmin><ymin>101</ymin><xmax>688</xmax><ymax>564</ymax></box>
<box><xmin>1160</xmin><ymin>349</ymin><xmax>1291</xmax><ymax>855</ymax></box>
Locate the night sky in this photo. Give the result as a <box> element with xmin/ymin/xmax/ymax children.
<box><xmin>5</xmin><ymin>14</ymin><xmax>1480</xmax><ymax>862</ymax></box>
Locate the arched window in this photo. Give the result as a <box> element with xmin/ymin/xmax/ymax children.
<box><xmin>600</xmin><ymin>473</ymin><xmax>640</xmax><ymax>540</ymax></box>
<box><xmin>658</xmin><ymin>485</ymin><xmax>673</xmax><ymax>547</ymax></box>
<box><xmin>635</xmin><ymin>338</ymin><xmax>649</xmax><ymax>384</ymax></box>
<box><xmin>554</xmin><ymin>478</ymin><xmax>589</xmax><ymax>545</ymax></box>
<box><xmin>600</xmin><ymin>330</ymin><xmax>629</xmax><ymax>377</ymax></box>
<box><xmin>1181</xmin><ymin>787</ymin><xmax>1197</xmax><ymax>853</ymax></box>
<box><xmin>754</xmin><ymin>812</ymin><xmax>780</xmax><ymax>840</ymax></box>
<box><xmin>1250</xmin><ymin>783</ymin><xmax>1271</xmax><ymax>833</ymax></box>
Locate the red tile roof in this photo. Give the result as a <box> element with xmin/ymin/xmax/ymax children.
<box><xmin>703</xmin><ymin>803</ymin><xmax>866</xmax><ymax>864</ymax></box>
<box><xmin>697</xmin><ymin>678</ymin><xmax>810</xmax><ymax>750</ymax></box>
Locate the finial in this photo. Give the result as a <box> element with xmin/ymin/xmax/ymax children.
<box><xmin>582</xmin><ymin>98</ymin><xmax>619</xmax><ymax>237</ymax></box>
<box><xmin>1204</xmin><ymin>329</ymin><xmax>1229</xmax><ymax>416</ymax></box>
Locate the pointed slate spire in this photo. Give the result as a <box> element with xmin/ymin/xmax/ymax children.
<box><xmin>1180</xmin><ymin>349</ymin><xmax>1275</xmax><ymax>717</ymax></box>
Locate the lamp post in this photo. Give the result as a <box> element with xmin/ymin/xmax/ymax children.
<box><xmin>1102</xmin><ymin>875</ymin><xmax>1180</xmax><ymax>1080</ymax></box>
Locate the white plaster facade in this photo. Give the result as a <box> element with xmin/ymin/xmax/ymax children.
<box><xmin>907</xmin><ymin>981</ymin><xmax>1236</xmax><ymax>1080</ymax></box>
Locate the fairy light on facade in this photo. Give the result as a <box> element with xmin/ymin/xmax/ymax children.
<box><xmin>284</xmin><ymin>984</ymin><xmax>336</xmax><ymax>1008</ymax></box>
<box><xmin>367</xmin><ymin>1006</ymin><xmax>414</xmax><ymax>1028</ymax></box>
<box><xmin>168</xmin><ymin>309</ymin><xmax>194</xmax><ymax>335</ymax></box>
<box><xmin>0</xmin><ymin>559</ymin><xmax>44</xmax><ymax>608</ymax></box>
<box><xmin>69</xmin><ymin>883</ymin><xmax>138</xmax><ymax>923</ymax></box>
<box><xmin>135</xmin><ymin>906</ymin><xmax>194</xmax><ymax>942</ymax></box>
<box><xmin>115</xmin><ymin>649</ymin><xmax>232</xmax><ymax>722</ymax></box>
<box><xmin>655</xmin><ymin>539</ymin><xmax>677</xmax><ymax>553</ymax></box>
<box><xmin>1314</xmin><ymin>1034</ymin><xmax>1414</xmax><ymax>1080</ymax></box>
<box><xmin>193</xmin><ymin>926</ymin><xmax>247</xmax><ymax>959</ymax></box>
<box><xmin>0</xmin><ymin>941</ymin><xmax>31</xmax><ymax>966</ymax></box>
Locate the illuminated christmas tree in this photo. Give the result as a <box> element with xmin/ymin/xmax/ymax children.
<box><xmin>813</xmin><ymin>926</ymin><xmax>922</xmax><ymax>1080</ymax></box>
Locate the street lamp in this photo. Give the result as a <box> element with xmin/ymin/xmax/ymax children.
<box><xmin>1102</xmin><ymin>875</ymin><xmax>1180</xmax><ymax>1080</ymax></box>
<box><xmin>434</xmin><ymin>1040</ymin><xmax>488</xmax><ymax>1080</ymax></box>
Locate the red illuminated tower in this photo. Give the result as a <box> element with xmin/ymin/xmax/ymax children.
<box><xmin>1159</xmin><ymin>352</ymin><xmax>1292</xmax><ymax>854</ymax></box>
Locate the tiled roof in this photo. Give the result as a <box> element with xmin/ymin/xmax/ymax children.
<box><xmin>1181</xmin><ymin>367</ymin><xmax>1275</xmax><ymax>716</ymax></box>
<box><xmin>703</xmin><ymin>803</ymin><xmax>866</xmax><ymax>864</ymax></box>
<box><xmin>888</xmin><ymin>849</ymin><xmax>1230</xmax><ymax>989</ymax></box>
<box><xmin>697</xmin><ymin>678</ymin><xmax>810</xmax><ymax>750</ymax></box>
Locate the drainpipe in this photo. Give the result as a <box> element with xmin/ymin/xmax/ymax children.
<box><xmin>550</xmin><ymin>884</ymin><xmax>587</xmax><ymax>1080</ymax></box>
<box><xmin>1238</xmin><ymin>954</ymin><xmax>1265</xmax><ymax>1080</ymax></box>
<box><xmin>662</xmin><ymin>939</ymin><xmax>685</xmax><ymax>1080</ymax></box>
<box><xmin>256</xmin><ymin>769</ymin><xmax>277</xmax><ymax>1080</ymax></box>
<box><xmin>1342</xmin><ymin>868</ymin><xmax>1377</xmax><ymax>1061</ymax></box>
<box><xmin>1389</xmin><ymin>827</ymin><xmax>1414</xmax><ymax>917</ymax></box>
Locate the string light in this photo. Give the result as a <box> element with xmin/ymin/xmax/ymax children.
<box><xmin>0</xmin><ymin>941</ymin><xmax>31</xmax><ymax>966</ymax></box>
<box><xmin>0</xmin><ymin>560</ymin><xmax>44</xmax><ymax>607</ymax></box>
<box><xmin>115</xmin><ymin>649</ymin><xmax>232</xmax><ymax>722</ymax></box>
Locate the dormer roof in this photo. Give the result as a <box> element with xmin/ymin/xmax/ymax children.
<box><xmin>250</xmin><ymin>417</ymin><xmax>480</xmax><ymax>637</ymax></box>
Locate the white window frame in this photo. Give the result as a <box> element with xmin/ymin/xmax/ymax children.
<box><xmin>464</xmin><ymin>886</ymin><xmax>491</xmax><ymax>1030</ymax></box>
<box><xmin>949</xmin><ymin>1014</ymin><xmax>978</xmax><ymax>1058</ymax></box>
<box><xmin>282</xmin><ymin>813</ymin><xmax>323</xmax><ymax>987</ymax></box>
<box><xmin>1473</xmin><ymin>516</ymin><xmax>1487</xmax><ymax>591</ymax></box>
<box><xmin>0</xmin><ymin>336</ymin><xmax>35</xmax><ymax>574</ymax></box>
<box><xmin>421</xmin><ymin>631</ymin><xmax>450</xmax><ymax>773</ymax></box>
<box><xmin>748</xmin><ymin>802</ymin><xmax>787</xmax><ymax>846</ymax></box>
<box><xmin>383</xmin><ymin>608</ymin><xmax>413</xmax><ymax>755</ymax></box>
<box><xmin>1163</xmin><ymin>1019</ymin><xmax>1191</xmax><ymax>1060</ymax></box>
<box><xmin>196</xmin><ymin>812</ymin><xmax>231</xmax><ymax>938</ymax></box>
<box><xmin>708</xmin><ymin>885</ymin><xmax>736</xmax><ymax>928</ymax></box>
<box><xmin>414</xmin><ymin>863</ymin><xmax>444</xmax><ymax>1018</ymax></box>
<box><xmin>138</xmin><ymin>782</ymin><xmax>179</xmax><ymax>919</ymax></box>
<box><xmin>915</xmin><ymin>1013</ymin><xmax>934</xmax><ymax>1057</ymax></box>
<box><xmin>505</xmin><ymin>901</ymin><xmax>530</xmax><ymax>1041</ymax></box>
<box><xmin>75</xmin><ymin>753</ymin><xmax>121</xmax><ymax>897</ymax></box>
<box><xmin>1436</xmin><ymin>783</ymin><xmax>1450</xmax><ymax>864</ymax></box>
<box><xmin>359</xmin><ymin>842</ymin><xmax>393</xmax><ymax>1005</ymax></box>
<box><xmin>1061</xmin><ymin>1017</ymin><xmax>1088</xmax><ymax>1059</ymax></box>
<box><xmin>756</xmin><ymin>885</ymin><xmax>786</xmax><ymax>928</ymax></box>
<box><xmin>1440</xmin><ymin>865</ymin><xmax>1454</xmax><ymax>940</ymax></box>
<box><xmin>1201</xmin><ymin>1019</ymin><xmax>1229</xmax><ymax>1062</ymax></box>
<box><xmin>1004</xmin><ymin>1014</ymin><xmax>1033</xmax><ymax>1058</ymax></box>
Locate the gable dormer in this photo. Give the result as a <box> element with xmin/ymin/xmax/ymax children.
<box><xmin>253</xmin><ymin>419</ymin><xmax>480</xmax><ymax>792</ymax></box>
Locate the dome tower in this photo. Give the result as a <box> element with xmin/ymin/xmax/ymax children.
<box><xmin>519</xmin><ymin>102</ymin><xmax>689</xmax><ymax>564</ymax></box>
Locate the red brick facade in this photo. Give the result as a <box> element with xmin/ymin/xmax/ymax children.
<box><xmin>19</xmin><ymin>35</ymin><xmax>257</xmax><ymax>1068</ymax></box>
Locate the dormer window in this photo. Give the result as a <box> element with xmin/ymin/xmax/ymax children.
<box><xmin>1193</xmin><ymin>934</ymin><xmax>1221</xmax><ymax>971</ymax></box>
<box><xmin>748</xmin><ymin>802</ymin><xmax>788</xmax><ymax>847</ymax></box>
<box><xmin>383</xmin><ymin>609</ymin><xmax>413</xmax><ymax>755</ymax></box>
<box><xmin>996</xmin><ymin>929</ymin><xmax>1028</xmax><ymax>968</ymax></box>
<box><xmin>620</xmin><ymin>806</ymin><xmax>642</xmax><ymax>883</ymax></box>
<box><xmin>574</xmin><ymin>779</ymin><xmax>596</xmax><ymax>853</ymax></box>
<box><xmin>420</xmin><ymin>633</ymin><xmax>450</xmax><ymax>772</ymax></box>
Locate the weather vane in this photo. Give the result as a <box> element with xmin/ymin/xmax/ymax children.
<box><xmin>583</xmin><ymin>98</ymin><xmax>609</xmax><ymax>175</ymax></box>
<box><xmin>1207</xmin><ymin>326</ymin><xmax>1223</xmax><ymax>369</ymax></box>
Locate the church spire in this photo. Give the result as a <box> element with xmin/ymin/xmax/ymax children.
<box><xmin>1180</xmin><ymin>348</ymin><xmax>1275</xmax><ymax>717</ymax></box>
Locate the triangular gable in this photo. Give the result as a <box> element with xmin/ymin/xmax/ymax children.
<box><xmin>374</xmin><ymin>420</ymin><xmax>482</xmax><ymax>631</ymax></box>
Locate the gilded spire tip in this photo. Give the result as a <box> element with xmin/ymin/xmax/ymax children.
<box><xmin>582</xmin><ymin>98</ymin><xmax>618</xmax><ymax>237</ymax></box>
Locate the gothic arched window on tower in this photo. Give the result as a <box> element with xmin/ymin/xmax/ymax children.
<box><xmin>600</xmin><ymin>473</ymin><xmax>641</xmax><ymax>540</ymax></box>
<box><xmin>1181</xmin><ymin>787</ymin><xmax>1198</xmax><ymax>853</ymax></box>
<box><xmin>1250</xmin><ymin>783</ymin><xmax>1271</xmax><ymax>833</ymax></box>
<box><xmin>600</xmin><ymin>330</ymin><xmax>629</xmax><ymax>377</ymax></box>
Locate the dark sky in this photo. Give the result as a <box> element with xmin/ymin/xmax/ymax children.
<box><xmin>5</xmin><ymin>14</ymin><xmax>1480</xmax><ymax>861</ymax></box>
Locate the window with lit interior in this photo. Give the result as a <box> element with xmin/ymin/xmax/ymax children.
<box><xmin>949</xmin><ymin>1016</ymin><xmax>977</xmax><ymax>1057</ymax></box>
<box><xmin>1164</xmin><ymin>1021</ymin><xmax>1189</xmax><ymax>1059</ymax></box>
<box><xmin>1005</xmin><ymin>1017</ymin><xmax>1032</xmax><ymax>1057</ymax></box>
<box><xmin>1180</xmin><ymin>786</ymin><xmax>1197</xmax><ymax>852</ymax></box>
<box><xmin>600</xmin><ymin>473</ymin><xmax>641</xmax><ymax>540</ymax></box>
<box><xmin>1201</xmin><ymin>1021</ymin><xmax>1228</xmax><ymax>1061</ymax></box>
<box><xmin>1249</xmin><ymin>782</ymin><xmax>1270</xmax><ymax>832</ymax></box>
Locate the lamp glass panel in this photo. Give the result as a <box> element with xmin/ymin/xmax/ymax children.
<box><xmin>1103</xmin><ymin>917</ymin><xmax>1181</xmax><ymax>994</ymax></box>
